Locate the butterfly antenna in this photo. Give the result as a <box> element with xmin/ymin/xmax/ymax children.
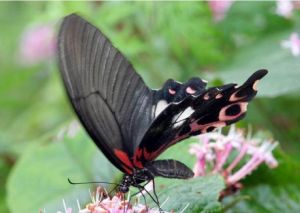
<box><xmin>67</xmin><ymin>178</ymin><xmax>120</xmax><ymax>186</ymax></box>
<box><xmin>108</xmin><ymin>185</ymin><xmax>119</xmax><ymax>196</ymax></box>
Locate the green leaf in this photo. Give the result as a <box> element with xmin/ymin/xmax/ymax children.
<box><xmin>224</xmin><ymin>151</ymin><xmax>300</xmax><ymax>213</ymax></box>
<box><xmin>246</xmin><ymin>97</ymin><xmax>300</xmax><ymax>162</ymax></box>
<box><xmin>228</xmin><ymin>184</ymin><xmax>300</xmax><ymax>213</ymax></box>
<box><xmin>0</xmin><ymin>159</ymin><xmax>10</xmax><ymax>212</ymax></box>
<box><xmin>219</xmin><ymin>31</ymin><xmax>300</xmax><ymax>98</ymax></box>
<box><xmin>6</xmin><ymin>127</ymin><xmax>120</xmax><ymax>213</ymax></box>
<box><xmin>154</xmin><ymin>175</ymin><xmax>225</xmax><ymax>212</ymax></box>
<box><xmin>132</xmin><ymin>137</ymin><xmax>223</xmax><ymax>212</ymax></box>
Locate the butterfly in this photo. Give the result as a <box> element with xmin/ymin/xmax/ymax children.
<box><xmin>58</xmin><ymin>14</ymin><xmax>268</xmax><ymax>195</ymax></box>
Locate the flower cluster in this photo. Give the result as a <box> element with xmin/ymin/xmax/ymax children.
<box><xmin>276</xmin><ymin>0</ymin><xmax>294</xmax><ymax>18</ymax></box>
<box><xmin>19</xmin><ymin>24</ymin><xmax>56</xmax><ymax>65</ymax></box>
<box><xmin>55</xmin><ymin>125</ymin><xmax>278</xmax><ymax>212</ymax></box>
<box><xmin>281</xmin><ymin>32</ymin><xmax>300</xmax><ymax>56</ymax></box>
<box><xmin>58</xmin><ymin>187</ymin><xmax>168</xmax><ymax>213</ymax></box>
<box><xmin>189</xmin><ymin>126</ymin><xmax>278</xmax><ymax>187</ymax></box>
<box><xmin>208</xmin><ymin>0</ymin><xmax>234</xmax><ymax>22</ymax></box>
<box><xmin>276</xmin><ymin>0</ymin><xmax>300</xmax><ymax>18</ymax></box>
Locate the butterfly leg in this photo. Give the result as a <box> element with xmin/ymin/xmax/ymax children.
<box><xmin>131</xmin><ymin>179</ymin><xmax>151</xmax><ymax>198</ymax></box>
<box><xmin>152</xmin><ymin>179</ymin><xmax>161</xmax><ymax>209</ymax></box>
<box><xmin>137</xmin><ymin>186</ymin><xmax>149</xmax><ymax>211</ymax></box>
<box><xmin>136</xmin><ymin>182</ymin><xmax>163</xmax><ymax>212</ymax></box>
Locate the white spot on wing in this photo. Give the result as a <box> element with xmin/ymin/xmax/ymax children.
<box><xmin>172</xmin><ymin>107</ymin><xmax>195</xmax><ymax>128</ymax></box>
<box><xmin>173</xmin><ymin>119</ymin><xmax>185</xmax><ymax>128</ymax></box>
<box><xmin>177</xmin><ymin>107</ymin><xmax>195</xmax><ymax>121</ymax></box>
<box><xmin>154</xmin><ymin>100</ymin><xmax>168</xmax><ymax>117</ymax></box>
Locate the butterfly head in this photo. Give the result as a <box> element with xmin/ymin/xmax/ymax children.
<box><xmin>119</xmin><ymin>175</ymin><xmax>132</xmax><ymax>193</ymax></box>
<box><xmin>119</xmin><ymin>169</ymin><xmax>154</xmax><ymax>193</ymax></box>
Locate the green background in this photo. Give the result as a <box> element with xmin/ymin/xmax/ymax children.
<box><xmin>0</xmin><ymin>1</ymin><xmax>300</xmax><ymax>212</ymax></box>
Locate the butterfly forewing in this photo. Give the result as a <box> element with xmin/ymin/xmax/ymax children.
<box><xmin>58</xmin><ymin>14</ymin><xmax>156</xmax><ymax>173</ymax></box>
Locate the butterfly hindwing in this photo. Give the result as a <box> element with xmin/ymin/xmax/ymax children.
<box><xmin>152</xmin><ymin>77</ymin><xmax>207</xmax><ymax>118</ymax></box>
<box><xmin>133</xmin><ymin>70</ymin><xmax>268</xmax><ymax>165</ymax></box>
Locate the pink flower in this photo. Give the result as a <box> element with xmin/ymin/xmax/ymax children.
<box><xmin>58</xmin><ymin>187</ymin><xmax>174</xmax><ymax>213</ymax></box>
<box><xmin>208</xmin><ymin>0</ymin><xmax>234</xmax><ymax>22</ymax></box>
<box><xmin>190</xmin><ymin>126</ymin><xmax>278</xmax><ymax>188</ymax></box>
<box><xmin>281</xmin><ymin>33</ymin><xmax>300</xmax><ymax>56</ymax></box>
<box><xmin>19</xmin><ymin>24</ymin><xmax>56</xmax><ymax>65</ymax></box>
<box><xmin>276</xmin><ymin>0</ymin><xmax>294</xmax><ymax>18</ymax></box>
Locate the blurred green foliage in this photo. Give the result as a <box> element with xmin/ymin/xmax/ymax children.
<box><xmin>1</xmin><ymin>1</ymin><xmax>300</xmax><ymax>212</ymax></box>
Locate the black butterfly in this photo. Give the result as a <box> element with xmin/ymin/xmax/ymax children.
<box><xmin>58</xmin><ymin>14</ymin><xmax>267</xmax><ymax>195</ymax></box>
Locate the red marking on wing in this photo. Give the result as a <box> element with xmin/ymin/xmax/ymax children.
<box><xmin>122</xmin><ymin>165</ymin><xmax>133</xmax><ymax>174</ymax></box>
<box><xmin>133</xmin><ymin>146</ymin><xmax>165</xmax><ymax>163</ymax></box>
<box><xmin>114</xmin><ymin>149</ymin><xmax>133</xmax><ymax>173</ymax></box>
<box><xmin>143</xmin><ymin>148</ymin><xmax>158</xmax><ymax>161</ymax></box>
<box><xmin>133</xmin><ymin>148</ymin><xmax>144</xmax><ymax>169</ymax></box>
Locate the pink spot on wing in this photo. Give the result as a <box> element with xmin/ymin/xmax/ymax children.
<box><xmin>190</xmin><ymin>121</ymin><xmax>226</xmax><ymax>134</ymax></box>
<box><xmin>219</xmin><ymin>102</ymin><xmax>248</xmax><ymax>121</ymax></box>
<box><xmin>229</xmin><ymin>91</ymin><xmax>244</xmax><ymax>102</ymax></box>
<box><xmin>204</xmin><ymin>93</ymin><xmax>210</xmax><ymax>100</ymax></box>
<box><xmin>216</xmin><ymin>94</ymin><xmax>223</xmax><ymax>99</ymax></box>
<box><xmin>168</xmin><ymin>88</ymin><xmax>176</xmax><ymax>95</ymax></box>
<box><xmin>186</xmin><ymin>87</ymin><xmax>196</xmax><ymax>95</ymax></box>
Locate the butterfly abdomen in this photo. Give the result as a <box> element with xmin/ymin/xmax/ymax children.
<box><xmin>146</xmin><ymin>159</ymin><xmax>194</xmax><ymax>179</ymax></box>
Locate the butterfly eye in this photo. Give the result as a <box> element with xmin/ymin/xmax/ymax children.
<box><xmin>186</xmin><ymin>86</ymin><xmax>196</xmax><ymax>95</ymax></box>
<box><xmin>168</xmin><ymin>88</ymin><xmax>176</xmax><ymax>95</ymax></box>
